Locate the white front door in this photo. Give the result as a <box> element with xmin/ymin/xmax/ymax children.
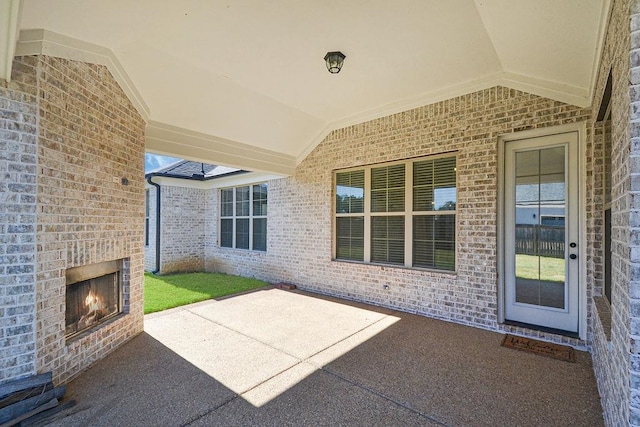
<box><xmin>503</xmin><ymin>131</ymin><xmax>579</xmax><ymax>333</ymax></box>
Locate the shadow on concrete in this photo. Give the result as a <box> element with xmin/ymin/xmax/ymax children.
<box><xmin>42</xmin><ymin>289</ymin><xmax>603</xmax><ymax>427</ymax></box>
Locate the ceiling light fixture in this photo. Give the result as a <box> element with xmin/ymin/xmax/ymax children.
<box><xmin>324</xmin><ymin>51</ymin><xmax>346</xmax><ymax>74</ymax></box>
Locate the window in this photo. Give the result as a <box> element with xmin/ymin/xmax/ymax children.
<box><xmin>594</xmin><ymin>71</ymin><xmax>613</xmax><ymax>340</ymax></box>
<box><xmin>334</xmin><ymin>155</ymin><xmax>457</xmax><ymax>271</ymax></box>
<box><xmin>220</xmin><ymin>183</ymin><xmax>267</xmax><ymax>251</ymax></box>
<box><xmin>145</xmin><ymin>189</ymin><xmax>150</xmax><ymax>247</ymax></box>
<box><xmin>540</xmin><ymin>215</ymin><xmax>565</xmax><ymax>227</ymax></box>
<box><xmin>597</xmin><ymin>71</ymin><xmax>612</xmax><ymax>306</ymax></box>
<box><xmin>336</xmin><ymin>170</ymin><xmax>364</xmax><ymax>261</ymax></box>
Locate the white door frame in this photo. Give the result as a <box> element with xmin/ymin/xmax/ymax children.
<box><xmin>497</xmin><ymin>122</ymin><xmax>587</xmax><ymax>340</ymax></box>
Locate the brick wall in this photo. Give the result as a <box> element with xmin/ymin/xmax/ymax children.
<box><xmin>205</xmin><ymin>86</ymin><xmax>591</xmax><ymax>347</ymax></box>
<box><xmin>0</xmin><ymin>59</ymin><xmax>39</xmax><ymax>382</ymax></box>
<box><xmin>589</xmin><ymin>0</ymin><xmax>634</xmax><ymax>425</ymax></box>
<box><xmin>157</xmin><ymin>184</ymin><xmax>206</xmax><ymax>273</ymax></box>
<box><xmin>628</xmin><ymin>1</ymin><xmax>640</xmax><ymax>425</ymax></box>
<box><xmin>36</xmin><ymin>55</ymin><xmax>145</xmax><ymax>384</ymax></box>
<box><xmin>1</xmin><ymin>55</ymin><xmax>146</xmax><ymax>385</ymax></box>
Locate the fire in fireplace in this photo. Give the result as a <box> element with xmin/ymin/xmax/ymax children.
<box><xmin>65</xmin><ymin>260</ymin><xmax>123</xmax><ymax>340</ymax></box>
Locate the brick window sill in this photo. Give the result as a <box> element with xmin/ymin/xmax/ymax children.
<box><xmin>331</xmin><ymin>258</ymin><xmax>457</xmax><ymax>276</ymax></box>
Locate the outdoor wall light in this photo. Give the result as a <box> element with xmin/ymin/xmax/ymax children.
<box><xmin>324</xmin><ymin>51</ymin><xmax>346</xmax><ymax>74</ymax></box>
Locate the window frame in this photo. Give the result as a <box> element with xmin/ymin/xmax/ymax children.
<box><xmin>219</xmin><ymin>183</ymin><xmax>268</xmax><ymax>252</ymax></box>
<box><xmin>333</xmin><ymin>153</ymin><xmax>458</xmax><ymax>271</ymax></box>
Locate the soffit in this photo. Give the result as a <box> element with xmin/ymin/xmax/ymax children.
<box><xmin>16</xmin><ymin>0</ymin><xmax>609</xmax><ymax>171</ymax></box>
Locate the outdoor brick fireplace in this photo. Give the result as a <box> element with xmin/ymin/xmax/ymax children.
<box><xmin>65</xmin><ymin>260</ymin><xmax>126</xmax><ymax>341</ymax></box>
<box><xmin>0</xmin><ymin>54</ymin><xmax>146</xmax><ymax>385</ymax></box>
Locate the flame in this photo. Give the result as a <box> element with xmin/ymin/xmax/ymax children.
<box><xmin>85</xmin><ymin>289</ymin><xmax>104</xmax><ymax>312</ymax></box>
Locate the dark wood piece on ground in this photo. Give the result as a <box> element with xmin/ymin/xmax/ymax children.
<box><xmin>19</xmin><ymin>399</ymin><xmax>76</xmax><ymax>427</ymax></box>
<box><xmin>0</xmin><ymin>374</ymin><xmax>52</xmax><ymax>400</ymax></box>
<box><xmin>0</xmin><ymin>384</ymin><xmax>54</xmax><ymax>410</ymax></box>
<box><xmin>0</xmin><ymin>398</ymin><xmax>58</xmax><ymax>427</ymax></box>
<box><xmin>0</xmin><ymin>372</ymin><xmax>66</xmax><ymax>427</ymax></box>
<box><xmin>0</xmin><ymin>386</ymin><xmax>66</xmax><ymax>424</ymax></box>
<box><xmin>274</xmin><ymin>283</ymin><xmax>297</xmax><ymax>290</ymax></box>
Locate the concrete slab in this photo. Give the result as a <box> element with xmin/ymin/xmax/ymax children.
<box><xmin>190</xmin><ymin>369</ymin><xmax>442</xmax><ymax>427</ymax></box>
<box><xmin>42</xmin><ymin>288</ymin><xmax>604</xmax><ymax>427</ymax></box>
<box><xmin>322</xmin><ymin>312</ymin><xmax>604</xmax><ymax>427</ymax></box>
<box><xmin>240</xmin><ymin>361</ymin><xmax>318</xmax><ymax>407</ymax></box>
<box><xmin>308</xmin><ymin>314</ymin><xmax>401</xmax><ymax>368</ymax></box>
<box><xmin>188</xmin><ymin>289</ymin><xmax>391</xmax><ymax>359</ymax></box>
<box><xmin>43</xmin><ymin>333</ymin><xmax>237</xmax><ymax>427</ymax></box>
<box><xmin>144</xmin><ymin>308</ymin><xmax>300</xmax><ymax>395</ymax></box>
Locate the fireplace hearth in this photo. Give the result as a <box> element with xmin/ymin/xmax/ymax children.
<box><xmin>65</xmin><ymin>260</ymin><xmax>124</xmax><ymax>341</ymax></box>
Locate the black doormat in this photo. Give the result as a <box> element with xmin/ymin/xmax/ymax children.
<box><xmin>501</xmin><ymin>334</ymin><xmax>577</xmax><ymax>363</ymax></box>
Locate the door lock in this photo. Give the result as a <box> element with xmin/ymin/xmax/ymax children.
<box><xmin>569</xmin><ymin>254</ymin><xmax>577</xmax><ymax>260</ymax></box>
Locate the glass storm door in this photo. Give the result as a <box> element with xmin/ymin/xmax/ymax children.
<box><xmin>504</xmin><ymin>132</ymin><xmax>579</xmax><ymax>333</ymax></box>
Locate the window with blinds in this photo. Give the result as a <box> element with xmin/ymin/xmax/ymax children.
<box><xmin>371</xmin><ymin>164</ymin><xmax>405</xmax><ymax>264</ymax></box>
<box><xmin>413</xmin><ymin>157</ymin><xmax>456</xmax><ymax>270</ymax></box>
<box><xmin>334</xmin><ymin>154</ymin><xmax>456</xmax><ymax>271</ymax></box>
<box><xmin>220</xmin><ymin>183</ymin><xmax>268</xmax><ymax>251</ymax></box>
<box><xmin>335</xmin><ymin>170</ymin><xmax>365</xmax><ymax>260</ymax></box>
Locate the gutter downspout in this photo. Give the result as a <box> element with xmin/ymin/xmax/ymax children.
<box><xmin>146</xmin><ymin>175</ymin><xmax>161</xmax><ymax>274</ymax></box>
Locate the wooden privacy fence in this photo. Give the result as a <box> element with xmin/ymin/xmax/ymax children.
<box><xmin>515</xmin><ymin>224</ymin><xmax>565</xmax><ymax>259</ymax></box>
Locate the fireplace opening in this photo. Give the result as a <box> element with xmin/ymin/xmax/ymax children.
<box><xmin>65</xmin><ymin>260</ymin><xmax>123</xmax><ymax>341</ymax></box>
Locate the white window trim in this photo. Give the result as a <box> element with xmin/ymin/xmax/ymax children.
<box><xmin>333</xmin><ymin>153</ymin><xmax>458</xmax><ymax>271</ymax></box>
<box><xmin>219</xmin><ymin>183</ymin><xmax>267</xmax><ymax>251</ymax></box>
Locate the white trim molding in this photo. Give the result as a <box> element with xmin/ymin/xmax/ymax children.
<box><xmin>15</xmin><ymin>29</ymin><xmax>150</xmax><ymax>120</ymax></box>
<box><xmin>146</xmin><ymin>121</ymin><xmax>296</xmax><ymax>176</ymax></box>
<box><xmin>0</xmin><ymin>0</ymin><xmax>21</xmax><ymax>83</ymax></box>
<box><xmin>296</xmin><ymin>71</ymin><xmax>593</xmax><ymax>164</ymax></box>
<box><xmin>587</xmin><ymin>0</ymin><xmax>613</xmax><ymax>109</ymax></box>
<box><xmin>500</xmin><ymin>72</ymin><xmax>590</xmax><ymax>108</ymax></box>
<box><xmin>145</xmin><ymin>172</ymin><xmax>282</xmax><ymax>190</ymax></box>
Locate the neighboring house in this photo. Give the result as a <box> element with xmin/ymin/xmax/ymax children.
<box><xmin>3</xmin><ymin>2</ymin><xmax>640</xmax><ymax>426</ymax></box>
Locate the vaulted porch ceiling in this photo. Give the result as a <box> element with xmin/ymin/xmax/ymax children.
<box><xmin>6</xmin><ymin>0</ymin><xmax>610</xmax><ymax>174</ymax></box>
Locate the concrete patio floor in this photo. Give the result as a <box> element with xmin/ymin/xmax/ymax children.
<box><xmin>43</xmin><ymin>288</ymin><xmax>603</xmax><ymax>426</ymax></box>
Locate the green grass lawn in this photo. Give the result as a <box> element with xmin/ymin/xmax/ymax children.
<box><xmin>144</xmin><ymin>272</ymin><xmax>269</xmax><ymax>314</ymax></box>
<box><xmin>515</xmin><ymin>254</ymin><xmax>565</xmax><ymax>283</ymax></box>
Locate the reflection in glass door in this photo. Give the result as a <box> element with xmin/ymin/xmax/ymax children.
<box><xmin>514</xmin><ymin>147</ymin><xmax>566</xmax><ymax>309</ymax></box>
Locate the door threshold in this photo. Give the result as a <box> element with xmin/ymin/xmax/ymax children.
<box><xmin>504</xmin><ymin>320</ymin><xmax>579</xmax><ymax>339</ymax></box>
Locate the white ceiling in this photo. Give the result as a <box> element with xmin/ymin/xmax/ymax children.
<box><xmin>13</xmin><ymin>0</ymin><xmax>610</xmax><ymax>172</ymax></box>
